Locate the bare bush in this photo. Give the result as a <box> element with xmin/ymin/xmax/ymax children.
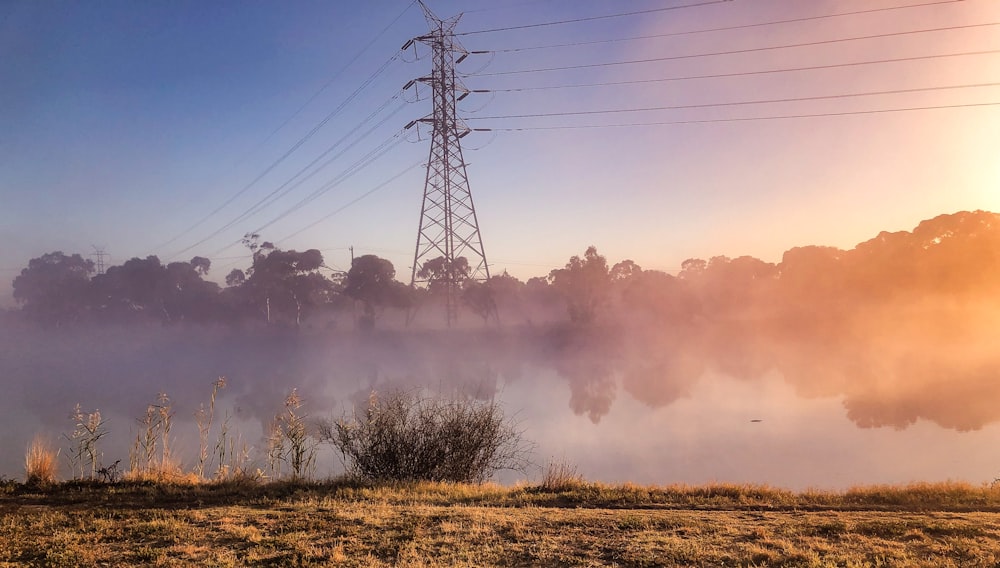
<box><xmin>320</xmin><ymin>390</ymin><xmax>531</xmax><ymax>483</ymax></box>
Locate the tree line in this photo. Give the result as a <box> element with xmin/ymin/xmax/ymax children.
<box><xmin>8</xmin><ymin>211</ymin><xmax>1000</xmax><ymax>329</ymax></box>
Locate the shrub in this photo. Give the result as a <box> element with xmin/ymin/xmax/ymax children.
<box><xmin>321</xmin><ymin>390</ymin><xmax>531</xmax><ymax>483</ymax></box>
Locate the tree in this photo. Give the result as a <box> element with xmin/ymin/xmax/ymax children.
<box><xmin>610</xmin><ymin>259</ymin><xmax>642</xmax><ymax>283</ymax></box>
<box><xmin>91</xmin><ymin>255</ymin><xmax>220</xmax><ymax>323</ymax></box>
<box><xmin>462</xmin><ymin>281</ymin><xmax>498</xmax><ymax>324</ymax></box>
<box><xmin>190</xmin><ymin>256</ymin><xmax>211</xmax><ymax>276</ymax></box>
<box><xmin>548</xmin><ymin>246</ymin><xmax>611</xmax><ymax>324</ymax></box>
<box><xmin>776</xmin><ymin>246</ymin><xmax>846</xmax><ymax>315</ymax></box>
<box><xmin>699</xmin><ymin>255</ymin><xmax>777</xmax><ymax>316</ymax></box>
<box><xmin>465</xmin><ymin>271</ymin><xmax>523</xmax><ymax>323</ymax></box>
<box><xmin>678</xmin><ymin>258</ymin><xmax>707</xmax><ymax>280</ymax></box>
<box><xmin>342</xmin><ymin>255</ymin><xmax>410</xmax><ymax>329</ymax></box>
<box><xmin>12</xmin><ymin>252</ymin><xmax>95</xmax><ymax>325</ymax></box>
<box><xmin>225</xmin><ymin>269</ymin><xmax>246</xmax><ymax>287</ymax></box>
<box><xmin>620</xmin><ymin>269</ymin><xmax>699</xmax><ymax>323</ymax></box>
<box><xmin>417</xmin><ymin>256</ymin><xmax>471</xmax><ymax>295</ymax></box>
<box><xmin>162</xmin><ymin>259</ymin><xmax>221</xmax><ymax>323</ymax></box>
<box><xmin>239</xmin><ymin>234</ymin><xmax>336</xmax><ymax>326</ymax></box>
<box><xmin>90</xmin><ymin>255</ymin><xmax>167</xmax><ymax>321</ymax></box>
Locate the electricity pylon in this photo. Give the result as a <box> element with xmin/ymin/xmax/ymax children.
<box><xmin>405</xmin><ymin>1</ymin><xmax>493</xmax><ymax>326</ymax></box>
<box><xmin>91</xmin><ymin>245</ymin><xmax>108</xmax><ymax>275</ymax></box>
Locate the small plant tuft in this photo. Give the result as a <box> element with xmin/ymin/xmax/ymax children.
<box><xmin>540</xmin><ymin>459</ymin><xmax>585</xmax><ymax>492</ymax></box>
<box><xmin>25</xmin><ymin>435</ymin><xmax>59</xmax><ymax>486</ymax></box>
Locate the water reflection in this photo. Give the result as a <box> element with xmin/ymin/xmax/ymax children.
<box><xmin>510</xmin><ymin>370</ymin><xmax>1000</xmax><ymax>490</ymax></box>
<box><xmin>1</xmin><ymin>320</ymin><xmax>999</xmax><ymax>489</ymax></box>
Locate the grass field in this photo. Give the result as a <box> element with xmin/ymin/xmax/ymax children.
<box><xmin>2</xmin><ymin>479</ymin><xmax>1000</xmax><ymax>567</ymax></box>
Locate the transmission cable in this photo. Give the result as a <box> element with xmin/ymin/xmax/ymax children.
<box><xmin>251</xmin><ymin>131</ymin><xmax>409</xmax><ymax>235</ymax></box>
<box><xmin>239</xmin><ymin>0</ymin><xmax>418</xmax><ymax>157</ymax></box>
<box><xmin>206</xmin><ymin>132</ymin><xmax>410</xmax><ymax>259</ymax></box>
<box><xmin>466</xmin><ymin>22</ymin><xmax>1000</xmax><ymax>76</ymax></box>
<box><xmin>468</xmin><ymin>82</ymin><xmax>1000</xmax><ymax>120</ymax></box>
<box><xmin>155</xmin><ymin>14</ymin><xmax>411</xmax><ymax>257</ymax></box>
<box><xmin>478</xmin><ymin>49</ymin><xmax>1000</xmax><ymax>92</ymax></box>
<box><xmin>456</xmin><ymin>0</ymin><xmax>730</xmax><ymax>36</ymax></box>
<box><xmin>470</xmin><ymin>0</ymin><xmax>967</xmax><ymax>52</ymax></box>
<box><xmin>276</xmin><ymin>160</ymin><xmax>426</xmax><ymax>243</ymax></box>
<box><xmin>475</xmin><ymin>102</ymin><xmax>1000</xmax><ymax>131</ymax></box>
<box><xmin>202</xmin><ymin>94</ymin><xmax>410</xmax><ymax>243</ymax></box>
<box><xmin>164</xmin><ymin>54</ymin><xmax>402</xmax><ymax>260</ymax></box>
<box><xmin>462</xmin><ymin>0</ymin><xmax>567</xmax><ymax>15</ymax></box>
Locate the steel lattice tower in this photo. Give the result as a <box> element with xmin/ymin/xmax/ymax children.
<box><xmin>407</xmin><ymin>2</ymin><xmax>492</xmax><ymax>326</ymax></box>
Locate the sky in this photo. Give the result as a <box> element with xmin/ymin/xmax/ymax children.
<box><xmin>2</xmin><ymin>0</ymin><xmax>1000</xmax><ymax>305</ymax></box>
<box><xmin>3</xmin><ymin>0</ymin><xmax>1000</xmax><ymax>487</ymax></box>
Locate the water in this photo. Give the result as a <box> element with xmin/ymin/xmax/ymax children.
<box><xmin>3</xmin><ymin>322</ymin><xmax>998</xmax><ymax>489</ymax></box>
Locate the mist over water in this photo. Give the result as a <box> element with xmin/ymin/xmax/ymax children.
<box><xmin>3</xmin><ymin>210</ymin><xmax>999</xmax><ymax>487</ymax></box>
<box><xmin>2</xmin><ymin>311</ymin><xmax>999</xmax><ymax>489</ymax></box>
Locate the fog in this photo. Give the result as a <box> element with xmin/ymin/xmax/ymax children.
<box><xmin>3</xmin><ymin>210</ymin><xmax>999</xmax><ymax>488</ymax></box>
<box><xmin>2</xmin><ymin>306</ymin><xmax>999</xmax><ymax>489</ymax></box>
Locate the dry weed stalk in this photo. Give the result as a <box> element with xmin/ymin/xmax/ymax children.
<box><xmin>195</xmin><ymin>376</ymin><xmax>226</xmax><ymax>479</ymax></box>
<box><xmin>213</xmin><ymin>413</ymin><xmax>255</xmax><ymax>481</ymax></box>
<box><xmin>265</xmin><ymin>418</ymin><xmax>284</xmax><ymax>479</ymax></box>
<box><xmin>282</xmin><ymin>389</ymin><xmax>316</xmax><ymax>479</ymax></box>
<box><xmin>267</xmin><ymin>389</ymin><xmax>317</xmax><ymax>480</ymax></box>
<box><xmin>66</xmin><ymin>404</ymin><xmax>108</xmax><ymax>480</ymax></box>
<box><xmin>129</xmin><ymin>392</ymin><xmax>176</xmax><ymax>480</ymax></box>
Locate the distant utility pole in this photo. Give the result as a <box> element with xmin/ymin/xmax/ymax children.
<box><xmin>91</xmin><ymin>245</ymin><xmax>108</xmax><ymax>275</ymax></box>
<box><xmin>404</xmin><ymin>1</ymin><xmax>494</xmax><ymax>326</ymax></box>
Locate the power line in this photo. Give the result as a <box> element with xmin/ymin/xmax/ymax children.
<box><xmin>456</xmin><ymin>0</ymin><xmax>730</xmax><ymax>36</ymax></box>
<box><xmin>477</xmin><ymin>50</ymin><xmax>1000</xmax><ymax>92</ymax></box>
<box><xmin>467</xmin><ymin>22</ymin><xmax>1000</xmax><ymax>76</ymax></box>
<box><xmin>276</xmin><ymin>160</ymin><xmax>425</xmax><ymax>243</ymax></box>
<box><xmin>236</xmin><ymin>99</ymin><xmax>410</xmax><ymax>224</ymax></box>
<box><xmin>461</xmin><ymin>0</ymin><xmax>562</xmax><ymax>14</ymax></box>
<box><xmin>205</xmin><ymin>132</ymin><xmax>409</xmax><ymax>259</ymax></box>
<box><xmin>251</xmin><ymin>131</ymin><xmax>409</xmax><ymax>235</ymax></box>
<box><xmin>176</xmin><ymin>95</ymin><xmax>410</xmax><ymax>257</ymax></box>
<box><xmin>470</xmin><ymin>0</ymin><xmax>967</xmax><ymax>52</ymax></box>
<box><xmin>212</xmin><ymin>145</ymin><xmax>423</xmax><ymax>255</ymax></box>
<box><xmin>238</xmin><ymin>0</ymin><xmax>419</xmax><ymax>159</ymax></box>
<box><xmin>159</xmin><ymin>53</ymin><xmax>403</xmax><ymax>258</ymax></box>
<box><xmin>474</xmin><ymin>101</ymin><xmax>1000</xmax><ymax>131</ymax></box>
<box><xmin>468</xmin><ymin>82</ymin><xmax>1000</xmax><ymax>120</ymax></box>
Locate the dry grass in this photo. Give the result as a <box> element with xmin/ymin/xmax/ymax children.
<box><xmin>123</xmin><ymin>463</ymin><xmax>200</xmax><ymax>485</ymax></box>
<box><xmin>24</xmin><ymin>436</ymin><xmax>58</xmax><ymax>486</ymax></box>
<box><xmin>540</xmin><ymin>459</ymin><xmax>585</xmax><ymax>492</ymax></box>
<box><xmin>3</xmin><ymin>480</ymin><xmax>1000</xmax><ymax>566</ymax></box>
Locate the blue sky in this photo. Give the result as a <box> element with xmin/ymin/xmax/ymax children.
<box><xmin>2</xmin><ymin>0</ymin><xmax>999</xmax><ymax>304</ymax></box>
